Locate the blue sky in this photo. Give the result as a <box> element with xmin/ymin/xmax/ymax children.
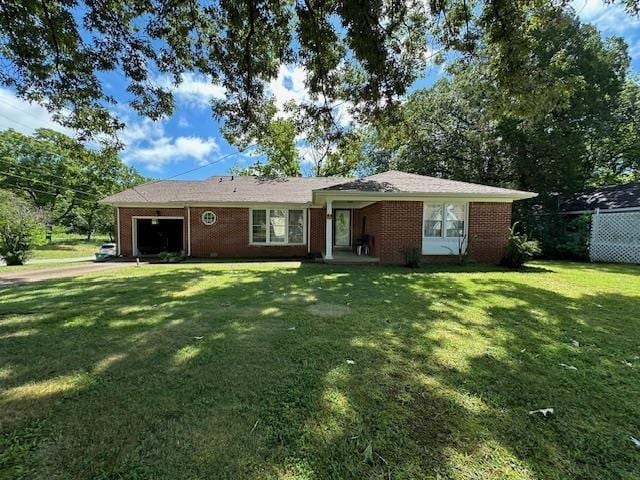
<box><xmin>0</xmin><ymin>0</ymin><xmax>638</xmax><ymax>180</ymax></box>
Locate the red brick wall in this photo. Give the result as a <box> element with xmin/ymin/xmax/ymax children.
<box><xmin>189</xmin><ymin>207</ymin><xmax>308</xmax><ymax>257</ymax></box>
<box><xmin>350</xmin><ymin>200</ymin><xmax>512</xmax><ymax>264</ymax></box>
<box><xmin>119</xmin><ymin>206</ymin><xmax>320</xmax><ymax>258</ymax></box>
<box><xmin>377</xmin><ymin>201</ymin><xmax>423</xmax><ymax>264</ymax></box>
<box><xmin>467</xmin><ymin>202</ymin><xmax>512</xmax><ymax>263</ymax></box>
<box><xmin>309</xmin><ymin>208</ymin><xmax>326</xmax><ymax>254</ymax></box>
<box><xmin>116</xmin><ymin>201</ymin><xmax>512</xmax><ymax>263</ymax></box>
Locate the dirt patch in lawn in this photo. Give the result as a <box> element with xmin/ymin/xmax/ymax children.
<box><xmin>306</xmin><ymin>303</ymin><xmax>351</xmax><ymax>317</ymax></box>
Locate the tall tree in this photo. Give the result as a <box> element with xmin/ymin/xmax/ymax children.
<box><xmin>0</xmin><ymin>128</ymin><xmax>145</xmax><ymax>238</ymax></box>
<box><xmin>232</xmin><ymin>118</ymin><xmax>301</xmax><ymax>176</ymax></box>
<box><xmin>1</xmin><ymin>1</ymin><xmax>638</xmax><ymax>145</ymax></box>
<box><xmin>365</xmin><ymin>11</ymin><xmax>636</xmax><ymax>197</ymax></box>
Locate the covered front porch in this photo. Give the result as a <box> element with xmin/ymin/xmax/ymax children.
<box><xmin>319</xmin><ymin>197</ymin><xmax>379</xmax><ymax>262</ymax></box>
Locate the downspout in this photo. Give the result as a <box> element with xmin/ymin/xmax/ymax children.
<box><xmin>187</xmin><ymin>207</ymin><xmax>192</xmax><ymax>257</ymax></box>
<box><xmin>116</xmin><ymin>207</ymin><xmax>121</xmax><ymax>256</ymax></box>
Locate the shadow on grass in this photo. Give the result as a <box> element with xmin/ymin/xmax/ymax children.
<box><xmin>0</xmin><ymin>263</ymin><xmax>638</xmax><ymax>479</ymax></box>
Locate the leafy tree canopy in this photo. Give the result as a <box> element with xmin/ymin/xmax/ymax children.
<box><xmin>364</xmin><ymin>10</ymin><xmax>639</xmax><ymax>200</ymax></box>
<box><xmin>0</xmin><ymin>128</ymin><xmax>146</xmax><ymax>237</ymax></box>
<box><xmin>1</xmin><ymin>1</ymin><xmax>638</xmax><ymax>147</ymax></box>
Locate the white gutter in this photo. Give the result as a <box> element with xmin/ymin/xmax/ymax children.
<box><xmin>312</xmin><ymin>190</ymin><xmax>538</xmax><ymax>201</ymax></box>
<box><xmin>116</xmin><ymin>207</ymin><xmax>121</xmax><ymax>256</ymax></box>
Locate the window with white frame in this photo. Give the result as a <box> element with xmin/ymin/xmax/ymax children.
<box><xmin>250</xmin><ymin>208</ymin><xmax>306</xmax><ymax>244</ymax></box>
<box><xmin>201</xmin><ymin>210</ymin><xmax>217</xmax><ymax>225</ymax></box>
<box><xmin>424</xmin><ymin>203</ymin><xmax>466</xmax><ymax>238</ymax></box>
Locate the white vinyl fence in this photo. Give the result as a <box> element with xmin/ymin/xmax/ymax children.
<box><xmin>590</xmin><ymin>211</ymin><xmax>640</xmax><ymax>264</ymax></box>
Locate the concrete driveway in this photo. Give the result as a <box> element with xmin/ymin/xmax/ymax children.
<box><xmin>0</xmin><ymin>262</ymin><xmax>130</xmax><ymax>287</ymax></box>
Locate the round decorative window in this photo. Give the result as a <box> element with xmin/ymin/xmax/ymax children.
<box><xmin>201</xmin><ymin>211</ymin><xmax>217</xmax><ymax>226</ymax></box>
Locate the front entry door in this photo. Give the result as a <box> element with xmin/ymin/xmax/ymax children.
<box><xmin>334</xmin><ymin>209</ymin><xmax>351</xmax><ymax>246</ymax></box>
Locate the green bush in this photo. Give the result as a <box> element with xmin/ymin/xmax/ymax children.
<box><xmin>519</xmin><ymin>209</ymin><xmax>590</xmax><ymax>260</ymax></box>
<box><xmin>158</xmin><ymin>251</ymin><xmax>184</xmax><ymax>263</ymax></box>
<box><xmin>501</xmin><ymin>223</ymin><xmax>542</xmax><ymax>268</ymax></box>
<box><xmin>0</xmin><ymin>190</ymin><xmax>43</xmax><ymax>265</ymax></box>
<box><xmin>400</xmin><ymin>245</ymin><xmax>421</xmax><ymax>268</ymax></box>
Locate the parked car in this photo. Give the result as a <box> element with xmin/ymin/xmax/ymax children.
<box><xmin>95</xmin><ymin>243</ymin><xmax>117</xmax><ymax>261</ymax></box>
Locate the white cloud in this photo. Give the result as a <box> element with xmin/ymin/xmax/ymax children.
<box><xmin>0</xmin><ymin>88</ymin><xmax>72</xmax><ymax>135</ymax></box>
<box><xmin>156</xmin><ymin>72</ymin><xmax>226</xmax><ymax>109</ymax></box>
<box><xmin>268</xmin><ymin>64</ymin><xmax>311</xmax><ymax>114</ymax></box>
<box><xmin>267</xmin><ymin>64</ymin><xmax>355</xmax><ymax>128</ymax></box>
<box><xmin>574</xmin><ymin>0</ymin><xmax>640</xmax><ymax>62</ymax></box>
<box><xmin>177</xmin><ymin>116</ymin><xmax>191</xmax><ymax>128</ymax></box>
<box><xmin>123</xmin><ymin>135</ymin><xmax>219</xmax><ymax>171</ymax></box>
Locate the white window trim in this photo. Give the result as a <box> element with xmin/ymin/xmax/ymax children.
<box><xmin>201</xmin><ymin>210</ymin><xmax>217</xmax><ymax>225</ymax></box>
<box><xmin>422</xmin><ymin>202</ymin><xmax>469</xmax><ymax>255</ymax></box>
<box><xmin>249</xmin><ymin>208</ymin><xmax>307</xmax><ymax>246</ymax></box>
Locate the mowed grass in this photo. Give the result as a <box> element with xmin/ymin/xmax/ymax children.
<box><xmin>0</xmin><ymin>261</ymin><xmax>638</xmax><ymax>479</ymax></box>
<box><xmin>31</xmin><ymin>234</ymin><xmax>108</xmax><ymax>260</ymax></box>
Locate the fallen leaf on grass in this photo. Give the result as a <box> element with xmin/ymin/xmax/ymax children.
<box><xmin>193</xmin><ymin>336</ymin><xmax>204</xmax><ymax>340</ymax></box>
<box><xmin>631</xmin><ymin>436</ymin><xmax>640</xmax><ymax>448</ymax></box>
<box><xmin>363</xmin><ymin>443</ymin><xmax>373</xmax><ymax>464</ymax></box>
<box><xmin>529</xmin><ymin>408</ymin><xmax>554</xmax><ymax>417</ymax></box>
<box><xmin>621</xmin><ymin>360</ymin><xmax>633</xmax><ymax>368</ymax></box>
<box><xmin>571</xmin><ymin>339</ymin><xmax>580</xmax><ymax>347</ymax></box>
<box><xmin>559</xmin><ymin>363</ymin><xmax>578</xmax><ymax>370</ymax></box>
<box><xmin>288</xmin><ymin>326</ymin><xmax>296</xmax><ymax>331</ymax></box>
<box><xmin>346</xmin><ymin>360</ymin><xmax>355</xmax><ymax>365</ymax></box>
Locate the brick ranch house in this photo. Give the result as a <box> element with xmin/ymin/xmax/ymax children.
<box><xmin>101</xmin><ymin>170</ymin><xmax>537</xmax><ymax>265</ymax></box>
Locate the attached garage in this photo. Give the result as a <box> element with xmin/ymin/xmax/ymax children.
<box><xmin>133</xmin><ymin>217</ymin><xmax>184</xmax><ymax>256</ymax></box>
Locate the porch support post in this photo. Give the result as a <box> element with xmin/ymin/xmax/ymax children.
<box><xmin>325</xmin><ymin>198</ymin><xmax>333</xmax><ymax>259</ymax></box>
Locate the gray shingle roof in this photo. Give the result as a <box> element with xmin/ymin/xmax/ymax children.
<box><xmin>101</xmin><ymin>170</ymin><xmax>536</xmax><ymax>205</ymax></box>
<box><xmin>316</xmin><ymin>170</ymin><xmax>536</xmax><ymax>197</ymax></box>
<box><xmin>561</xmin><ymin>182</ymin><xmax>640</xmax><ymax>212</ymax></box>
<box><xmin>101</xmin><ymin>175</ymin><xmax>348</xmax><ymax>204</ymax></box>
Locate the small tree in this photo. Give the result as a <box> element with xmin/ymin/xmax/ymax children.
<box><xmin>0</xmin><ymin>190</ymin><xmax>43</xmax><ymax>265</ymax></box>
<box><xmin>501</xmin><ymin>222</ymin><xmax>541</xmax><ymax>269</ymax></box>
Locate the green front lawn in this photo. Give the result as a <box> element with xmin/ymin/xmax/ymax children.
<box><xmin>31</xmin><ymin>234</ymin><xmax>109</xmax><ymax>260</ymax></box>
<box><xmin>0</xmin><ymin>261</ymin><xmax>638</xmax><ymax>479</ymax></box>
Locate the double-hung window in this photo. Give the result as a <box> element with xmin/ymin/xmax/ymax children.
<box><xmin>251</xmin><ymin>208</ymin><xmax>306</xmax><ymax>244</ymax></box>
<box><xmin>423</xmin><ymin>203</ymin><xmax>466</xmax><ymax>238</ymax></box>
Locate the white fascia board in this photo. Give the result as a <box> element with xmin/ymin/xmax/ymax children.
<box><xmin>312</xmin><ymin>191</ymin><xmax>537</xmax><ymax>203</ymax></box>
<box><xmin>105</xmin><ymin>201</ymin><xmax>314</xmax><ymax>208</ymax></box>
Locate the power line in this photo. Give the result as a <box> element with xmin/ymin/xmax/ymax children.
<box><xmin>0</xmin><ymin>110</ymin><xmax>43</xmax><ymax>132</ymax></box>
<box><xmin>0</xmin><ymin>170</ymin><xmax>103</xmax><ymax>199</ymax></box>
<box><xmin>9</xmin><ymin>184</ymin><xmax>101</xmax><ymax>207</ymax></box>
<box><xmin>0</xmin><ymin>97</ymin><xmax>51</xmax><ymax>123</ymax></box>
<box><xmin>0</xmin><ymin>158</ymin><xmax>101</xmax><ymax>191</ymax></box>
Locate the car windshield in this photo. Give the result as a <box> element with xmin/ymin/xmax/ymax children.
<box><xmin>101</xmin><ymin>244</ymin><xmax>115</xmax><ymax>248</ymax></box>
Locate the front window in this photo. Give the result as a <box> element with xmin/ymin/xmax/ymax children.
<box><xmin>424</xmin><ymin>203</ymin><xmax>466</xmax><ymax>238</ymax></box>
<box><xmin>251</xmin><ymin>208</ymin><xmax>306</xmax><ymax>244</ymax></box>
<box><xmin>252</xmin><ymin>210</ymin><xmax>267</xmax><ymax>243</ymax></box>
<box><xmin>269</xmin><ymin>209</ymin><xmax>286</xmax><ymax>243</ymax></box>
<box><xmin>445</xmin><ymin>204</ymin><xmax>465</xmax><ymax>237</ymax></box>
<box><xmin>424</xmin><ymin>204</ymin><xmax>443</xmax><ymax>237</ymax></box>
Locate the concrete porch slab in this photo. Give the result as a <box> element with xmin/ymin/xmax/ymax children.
<box><xmin>322</xmin><ymin>250</ymin><xmax>379</xmax><ymax>264</ymax></box>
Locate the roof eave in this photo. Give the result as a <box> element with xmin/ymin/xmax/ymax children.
<box><xmin>312</xmin><ymin>190</ymin><xmax>538</xmax><ymax>201</ymax></box>
<box><xmin>100</xmin><ymin>200</ymin><xmax>315</xmax><ymax>207</ymax></box>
